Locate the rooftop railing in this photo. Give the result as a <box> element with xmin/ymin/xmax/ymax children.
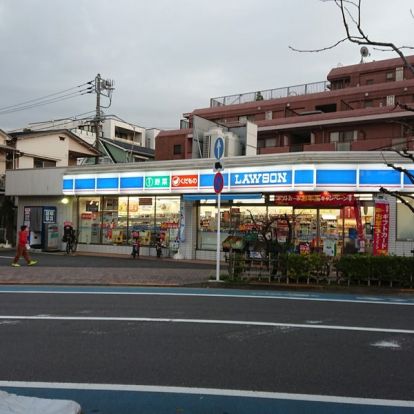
<box><xmin>210</xmin><ymin>80</ymin><xmax>330</xmax><ymax>107</ymax></box>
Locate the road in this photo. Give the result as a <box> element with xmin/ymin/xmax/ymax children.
<box><xmin>0</xmin><ymin>286</ymin><xmax>413</xmax><ymax>413</ymax></box>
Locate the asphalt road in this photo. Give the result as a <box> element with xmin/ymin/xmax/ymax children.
<box><xmin>0</xmin><ymin>287</ymin><xmax>413</xmax><ymax>413</ymax></box>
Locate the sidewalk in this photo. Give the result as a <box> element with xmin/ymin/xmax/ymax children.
<box><xmin>0</xmin><ymin>250</ymin><xmax>216</xmax><ymax>287</ymax></box>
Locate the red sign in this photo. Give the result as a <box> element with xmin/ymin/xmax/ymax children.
<box><xmin>274</xmin><ymin>192</ymin><xmax>355</xmax><ymax>206</ymax></box>
<box><xmin>214</xmin><ymin>172</ymin><xmax>224</xmax><ymax>194</ymax></box>
<box><xmin>171</xmin><ymin>174</ymin><xmax>198</xmax><ymax>189</ymax></box>
<box><xmin>373</xmin><ymin>201</ymin><xmax>390</xmax><ymax>256</ymax></box>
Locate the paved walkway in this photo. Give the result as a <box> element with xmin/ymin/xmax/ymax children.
<box><xmin>0</xmin><ymin>250</ymin><xmax>216</xmax><ymax>287</ymax></box>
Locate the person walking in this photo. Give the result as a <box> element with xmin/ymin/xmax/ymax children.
<box><xmin>11</xmin><ymin>225</ymin><xmax>37</xmax><ymax>267</ymax></box>
<box><xmin>131</xmin><ymin>231</ymin><xmax>140</xmax><ymax>259</ymax></box>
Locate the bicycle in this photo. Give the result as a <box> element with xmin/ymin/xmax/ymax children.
<box><xmin>65</xmin><ymin>233</ymin><xmax>77</xmax><ymax>254</ymax></box>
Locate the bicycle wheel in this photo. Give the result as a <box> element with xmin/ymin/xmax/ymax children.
<box><xmin>72</xmin><ymin>238</ymin><xmax>78</xmax><ymax>253</ymax></box>
<box><xmin>65</xmin><ymin>240</ymin><xmax>71</xmax><ymax>254</ymax></box>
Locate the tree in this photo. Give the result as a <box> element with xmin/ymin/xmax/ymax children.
<box><xmin>290</xmin><ymin>0</ymin><xmax>414</xmax><ymax>213</ymax></box>
<box><xmin>247</xmin><ymin>210</ymin><xmax>296</xmax><ymax>276</ymax></box>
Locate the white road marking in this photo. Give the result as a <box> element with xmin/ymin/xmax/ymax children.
<box><xmin>371</xmin><ymin>340</ymin><xmax>401</xmax><ymax>349</ymax></box>
<box><xmin>0</xmin><ymin>289</ymin><xmax>413</xmax><ymax>306</ymax></box>
<box><xmin>0</xmin><ymin>315</ymin><xmax>413</xmax><ymax>334</ymax></box>
<box><xmin>0</xmin><ymin>381</ymin><xmax>413</xmax><ymax>407</ymax></box>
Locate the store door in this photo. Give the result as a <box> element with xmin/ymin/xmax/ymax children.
<box><xmin>294</xmin><ymin>208</ymin><xmax>344</xmax><ymax>255</ymax></box>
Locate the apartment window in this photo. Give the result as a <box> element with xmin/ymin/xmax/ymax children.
<box><xmin>365</xmin><ymin>79</ymin><xmax>374</xmax><ymax>85</ymax></box>
<box><xmin>257</xmin><ymin>140</ymin><xmax>265</xmax><ymax>148</ymax></box>
<box><xmin>396</xmin><ymin>67</ymin><xmax>404</xmax><ymax>81</ymax></box>
<box><xmin>239</xmin><ymin>116</ymin><xmax>247</xmax><ymax>123</ymax></box>
<box><xmin>265</xmin><ymin>111</ymin><xmax>273</xmax><ymax>120</ymax></box>
<box><xmin>364</xmin><ymin>100</ymin><xmax>373</xmax><ymax>108</ymax></box>
<box><xmin>265</xmin><ymin>138</ymin><xmax>277</xmax><ymax>147</ymax></box>
<box><xmin>386</xmin><ymin>95</ymin><xmax>395</xmax><ymax>106</ymax></box>
<box><xmin>330</xmin><ymin>131</ymin><xmax>354</xmax><ymax>143</ymax></box>
<box><xmin>173</xmin><ymin>144</ymin><xmax>182</xmax><ymax>155</ymax></box>
<box><xmin>386</xmin><ymin>71</ymin><xmax>394</xmax><ymax>81</ymax></box>
<box><xmin>33</xmin><ymin>158</ymin><xmax>56</xmax><ymax>168</ymax></box>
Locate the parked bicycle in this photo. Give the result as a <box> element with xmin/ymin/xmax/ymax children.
<box><xmin>62</xmin><ymin>225</ymin><xmax>77</xmax><ymax>254</ymax></box>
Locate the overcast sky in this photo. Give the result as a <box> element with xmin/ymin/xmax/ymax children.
<box><xmin>0</xmin><ymin>0</ymin><xmax>413</xmax><ymax>132</ymax></box>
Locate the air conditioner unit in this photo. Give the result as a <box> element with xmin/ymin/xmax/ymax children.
<box><xmin>202</xmin><ymin>135</ymin><xmax>211</xmax><ymax>158</ymax></box>
<box><xmin>203</xmin><ymin>127</ymin><xmax>241</xmax><ymax>158</ymax></box>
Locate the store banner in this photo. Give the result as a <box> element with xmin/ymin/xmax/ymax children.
<box><xmin>179</xmin><ymin>198</ymin><xmax>185</xmax><ymax>242</ymax></box>
<box><xmin>274</xmin><ymin>192</ymin><xmax>355</xmax><ymax>206</ymax></box>
<box><xmin>373</xmin><ymin>200</ymin><xmax>390</xmax><ymax>256</ymax></box>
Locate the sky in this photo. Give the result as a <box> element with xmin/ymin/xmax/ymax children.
<box><xmin>0</xmin><ymin>0</ymin><xmax>413</xmax><ymax>132</ymax></box>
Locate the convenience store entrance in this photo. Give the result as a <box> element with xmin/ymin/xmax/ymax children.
<box><xmin>275</xmin><ymin>192</ymin><xmax>368</xmax><ymax>256</ymax></box>
<box><xmin>293</xmin><ymin>207</ymin><xmax>351</xmax><ymax>255</ymax></box>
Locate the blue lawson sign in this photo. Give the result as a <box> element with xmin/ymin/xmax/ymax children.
<box><xmin>214</xmin><ymin>137</ymin><xmax>225</xmax><ymax>160</ymax></box>
<box><xmin>62</xmin><ymin>164</ymin><xmax>414</xmax><ymax>195</ymax></box>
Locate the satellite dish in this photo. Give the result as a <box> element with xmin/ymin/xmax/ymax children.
<box><xmin>360</xmin><ymin>46</ymin><xmax>370</xmax><ymax>63</ymax></box>
<box><xmin>360</xmin><ymin>46</ymin><xmax>369</xmax><ymax>57</ymax></box>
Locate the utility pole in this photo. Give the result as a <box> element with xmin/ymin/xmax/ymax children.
<box><xmin>93</xmin><ymin>73</ymin><xmax>114</xmax><ymax>164</ymax></box>
<box><xmin>94</xmin><ymin>73</ymin><xmax>102</xmax><ymax>164</ymax></box>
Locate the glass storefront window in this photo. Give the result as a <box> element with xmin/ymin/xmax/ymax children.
<box><xmin>128</xmin><ymin>196</ymin><xmax>155</xmax><ymax>246</ymax></box>
<box><xmin>77</xmin><ymin>195</ymin><xmax>181</xmax><ymax>248</ymax></box>
<box><xmin>101</xmin><ymin>197</ymin><xmax>127</xmax><ymax>245</ymax></box>
<box><xmin>156</xmin><ymin>196</ymin><xmax>180</xmax><ymax>250</ymax></box>
<box><xmin>397</xmin><ymin>199</ymin><xmax>414</xmax><ymax>240</ymax></box>
<box><xmin>197</xmin><ymin>198</ymin><xmax>294</xmax><ymax>251</ymax></box>
<box><xmin>78</xmin><ymin>197</ymin><xmax>101</xmax><ymax>244</ymax></box>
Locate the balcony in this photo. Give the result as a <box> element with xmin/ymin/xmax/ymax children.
<box><xmin>210</xmin><ymin>81</ymin><xmax>330</xmax><ymax>107</ymax></box>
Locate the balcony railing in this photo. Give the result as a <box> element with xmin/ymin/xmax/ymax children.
<box><xmin>210</xmin><ymin>81</ymin><xmax>330</xmax><ymax>107</ymax></box>
<box><xmin>0</xmin><ymin>174</ymin><xmax>5</xmax><ymax>192</ymax></box>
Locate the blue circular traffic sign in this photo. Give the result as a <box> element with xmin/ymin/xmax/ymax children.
<box><xmin>214</xmin><ymin>137</ymin><xmax>225</xmax><ymax>160</ymax></box>
<box><xmin>213</xmin><ymin>172</ymin><xmax>224</xmax><ymax>194</ymax></box>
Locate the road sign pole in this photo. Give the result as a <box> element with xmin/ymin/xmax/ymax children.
<box><xmin>216</xmin><ymin>191</ymin><xmax>221</xmax><ymax>282</ymax></box>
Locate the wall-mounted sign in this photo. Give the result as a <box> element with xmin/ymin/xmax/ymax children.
<box><xmin>231</xmin><ymin>170</ymin><xmax>292</xmax><ymax>188</ymax></box>
<box><xmin>171</xmin><ymin>174</ymin><xmax>198</xmax><ymax>189</ymax></box>
<box><xmin>373</xmin><ymin>200</ymin><xmax>390</xmax><ymax>256</ymax></box>
<box><xmin>274</xmin><ymin>192</ymin><xmax>355</xmax><ymax>206</ymax></box>
<box><xmin>144</xmin><ymin>175</ymin><xmax>170</xmax><ymax>189</ymax></box>
<box><xmin>62</xmin><ymin>163</ymin><xmax>414</xmax><ymax>195</ymax></box>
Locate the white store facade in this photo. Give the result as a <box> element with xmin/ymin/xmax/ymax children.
<box><xmin>5</xmin><ymin>152</ymin><xmax>414</xmax><ymax>259</ymax></box>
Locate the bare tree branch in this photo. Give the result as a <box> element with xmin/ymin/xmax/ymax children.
<box><xmin>288</xmin><ymin>38</ymin><xmax>348</xmax><ymax>53</ymax></box>
<box><xmin>291</xmin><ymin>0</ymin><xmax>414</xmax><ymax>74</ymax></box>
<box><xmin>379</xmin><ymin>187</ymin><xmax>414</xmax><ymax>214</ymax></box>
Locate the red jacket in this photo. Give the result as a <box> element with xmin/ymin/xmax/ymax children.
<box><xmin>18</xmin><ymin>230</ymin><xmax>28</xmax><ymax>247</ymax></box>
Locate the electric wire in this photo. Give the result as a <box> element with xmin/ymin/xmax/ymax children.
<box><xmin>0</xmin><ymin>81</ymin><xmax>93</xmax><ymax>112</ymax></box>
<box><xmin>0</xmin><ymin>88</ymin><xmax>92</xmax><ymax>116</ymax></box>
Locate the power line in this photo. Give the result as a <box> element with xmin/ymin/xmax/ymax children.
<box><xmin>0</xmin><ymin>81</ymin><xmax>92</xmax><ymax>112</ymax></box>
<box><xmin>0</xmin><ymin>88</ymin><xmax>91</xmax><ymax>116</ymax></box>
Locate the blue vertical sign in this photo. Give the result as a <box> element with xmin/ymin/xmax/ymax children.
<box><xmin>214</xmin><ymin>137</ymin><xmax>225</xmax><ymax>160</ymax></box>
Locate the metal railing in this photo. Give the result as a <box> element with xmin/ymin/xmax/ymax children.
<box><xmin>210</xmin><ymin>81</ymin><xmax>330</xmax><ymax>107</ymax></box>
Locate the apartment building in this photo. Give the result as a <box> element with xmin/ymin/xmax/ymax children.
<box><xmin>156</xmin><ymin>55</ymin><xmax>414</xmax><ymax>160</ymax></box>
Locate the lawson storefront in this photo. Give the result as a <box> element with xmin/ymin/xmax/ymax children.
<box><xmin>58</xmin><ymin>154</ymin><xmax>414</xmax><ymax>260</ymax></box>
<box><xmin>6</xmin><ymin>153</ymin><xmax>414</xmax><ymax>259</ymax></box>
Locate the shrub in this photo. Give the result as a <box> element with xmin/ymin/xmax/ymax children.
<box><xmin>287</xmin><ymin>254</ymin><xmax>310</xmax><ymax>282</ymax></box>
<box><xmin>336</xmin><ymin>255</ymin><xmax>414</xmax><ymax>286</ymax></box>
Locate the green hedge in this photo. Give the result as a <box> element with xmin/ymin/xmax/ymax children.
<box><xmin>277</xmin><ymin>253</ymin><xmax>330</xmax><ymax>283</ymax></box>
<box><xmin>335</xmin><ymin>255</ymin><xmax>414</xmax><ymax>287</ymax></box>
